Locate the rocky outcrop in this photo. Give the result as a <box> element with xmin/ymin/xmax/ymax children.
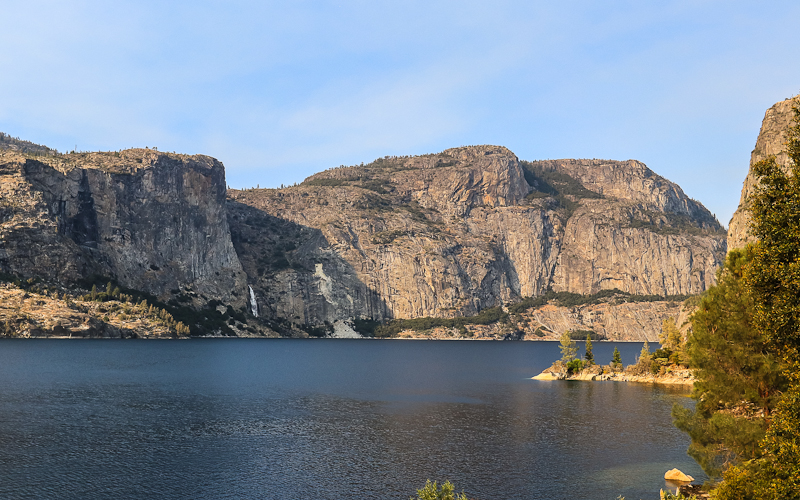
<box><xmin>519</xmin><ymin>300</ymin><xmax>692</xmax><ymax>342</ymax></box>
<box><xmin>728</xmin><ymin>96</ymin><xmax>798</xmax><ymax>250</ymax></box>
<box><xmin>0</xmin><ymin>283</ymin><xmax>173</xmax><ymax>338</ymax></box>
<box><xmin>229</xmin><ymin>146</ymin><xmax>726</xmax><ymax>336</ymax></box>
<box><xmin>377</xmin><ymin>299</ymin><xmax>690</xmax><ymax>342</ymax></box>
<box><xmin>532</xmin><ymin>363</ymin><xmax>695</xmax><ymax>385</ymax></box>
<box><xmin>0</xmin><ymin>149</ymin><xmax>246</xmax><ymax>306</ymax></box>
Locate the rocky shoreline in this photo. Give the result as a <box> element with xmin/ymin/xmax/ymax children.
<box><xmin>532</xmin><ymin>363</ymin><xmax>695</xmax><ymax>385</ymax></box>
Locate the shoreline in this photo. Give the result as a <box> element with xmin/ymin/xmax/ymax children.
<box><xmin>532</xmin><ymin>366</ymin><xmax>695</xmax><ymax>386</ymax></box>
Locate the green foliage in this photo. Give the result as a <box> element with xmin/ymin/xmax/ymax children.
<box><xmin>559</xmin><ymin>330</ymin><xmax>578</xmax><ymax>364</ymax></box>
<box><xmin>628</xmin><ymin>210</ymin><xmax>726</xmax><ymax>237</ymax></box>
<box><xmin>630</xmin><ymin>340</ymin><xmax>653</xmax><ymax>375</ymax></box>
<box><xmin>374</xmin><ymin>306</ymin><xmax>508</xmax><ymax>337</ymax></box>
<box><xmin>584</xmin><ymin>334</ymin><xmax>595</xmax><ymax>365</ymax></box>
<box><xmin>712</xmin><ymin>382</ymin><xmax>800</xmax><ymax>500</ymax></box>
<box><xmin>673</xmin><ymin>248</ymin><xmax>787</xmax><ymax>477</ymax></box>
<box><xmin>660</xmin><ymin>317</ymin><xmax>682</xmax><ymax>352</ymax></box>
<box><xmin>611</xmin><ymin>346</ymin><xmax>622</xmax><ymax>368</ymax></box>
<box><xmin>352</xmin><ymin>318</ymin><xmax>380</xmax><ymax>336</ymax></box>
<box><xmin>411</xmin><ymin>480</ymin><xmax>468</xmax><ymax>500</ymax></box>
<box><xmin>566</xmin><ymin>358</ymin><xmax>584</xmax><ymax>373</ymax></box>
<box><xmin>660</xmin><ymin>317</ymin><xmax>687</xmax><ymax>365</ymax></box>
<box><xmin>710</xmin><ymin>100</ymin><xmax>800</xmax><ymax>499</ymax></box>
<box><xmin>507</xmin><ymin>288</ymin><xmax>692</xmax><ymax>314</ymax></box>
<box><xmin>520</xmin><ymin>161</ymin><xmax>602</xmax><ymax>198</ymax></box>
<box><xmin>79</xmin><ymin>274</ymin><xmax>246</xmax><ymax>336</ymax></box>
<box><xmin>371</xmin><ymin>230</ymin><xmax>406</xmax><ymax>245</ymax></box>
<box><xmin>746</xmin><ymin>105</ymin><xmax>800</xmax><ymax>363</ymax></box>
<box><xmin>519</xmin><ymin>161</ymin><xmax>603</xmax><ymax>218</ymax></box>
<box><xmin>658</xmin><ymin>489</ymin><xmax>699</xmax><ymax>500</ymax></box>
<box><xmin>569</xmin><ymin>329</ymin><xmax>603</xmax><ymax>340</ymax></box>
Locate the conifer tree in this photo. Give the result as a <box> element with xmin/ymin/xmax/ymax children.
<box><xmin>660</xmin><ymin>317</ymin><xmax>681</xmax><ymax>351</ymax></box>
<box><xmin>559</xmin><ymin>331</ymin><xmax>577</xmax><ymax>364</ymax></box>
<box><xmin>712</xmin><ymin>99</ymin><xmax>800</xmax><ymax>499</ymax></box>
<box><xmin>673</xmin><ymin>248</ymin><xmax>786</xmax><ymax>477</ymax></box>
<box><xmin>611</xmin><ymin>346</ymin><xmax>621</xmax><ymax>368</ymax></box>
<box><xmin>684</xmin><ymin>99</ymin><xmax>800</xmax><ymax>496</ymax></box>
<box><xmin>584</xmin><ymin>334</ymin><xmax>594</xmax><ymax>365</ymax></box>
<box><xmin>639</xmin><ymin>339</ymin><xmax>650</xmax><ymax>362</ymax></box>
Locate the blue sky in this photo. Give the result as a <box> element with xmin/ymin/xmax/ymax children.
<box><xmin>1</xmin><ymin>1</ymin><xmax>799</xmax><ymax>227</ymax></box>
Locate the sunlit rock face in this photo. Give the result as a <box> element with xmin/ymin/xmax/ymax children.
<box><xmin>228</xmin><ymin>145</ymin><xmax>726</xmax><ymax>328</ymax></box>
<box><xmin>0</xmin><ymin>148</ymin><xmax>246</xmax><ymax>306</ymax></box>
<box><xmin>728</xmin><ymin>96</ymin><xmax>797</xmax><ymax>251</ymax></box>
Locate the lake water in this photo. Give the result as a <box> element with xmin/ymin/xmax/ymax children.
<box><xmin>0</xmin><ymin>339</ymin><xmax>704</xmax><ymax>500</ymax></box>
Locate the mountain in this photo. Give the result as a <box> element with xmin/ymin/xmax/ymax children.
<box><xmin>229</xmin><ymin>146</ymin><xmax>726</xmax><ymax>336</ymax></box>
<box><xmin>728</xmin><ymin>96</ymin><xmax>798</xmax><ymax>250</ymax></box>
<box><xmin>0</xmin><ymin>136</ymin><xmax>726</xmax><ymax>340</ymax></box>
<box><xmin>0</xmin><ymin>146</ymin><xmax>266</xmax><ymax>337</ymax></box>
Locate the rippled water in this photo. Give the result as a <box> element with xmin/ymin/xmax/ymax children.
<box><xmin>0</xmin><ymin>339</ymin><xmax>704</xmax><ymax>499</ymax></box>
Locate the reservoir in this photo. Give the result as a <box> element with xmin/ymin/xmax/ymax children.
<box><xmin>0</xmin><ymin>339</ymin><xmax>705</xmax><ymax>499</ymax></box>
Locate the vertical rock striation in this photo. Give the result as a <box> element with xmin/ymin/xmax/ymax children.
<box><xmin>228</xmin><ymin>146</ymin><xmax>726</xmax><ymax>330</ymax></box>
<box><xmin>0</xmin><ymin>149</ymin><xmax>246</xmax><ymax>305</ymax></box>
<box><xmin>728</xmin><ymin>96</ymin><xmax>798</xmax><ymax>250</ymax></box>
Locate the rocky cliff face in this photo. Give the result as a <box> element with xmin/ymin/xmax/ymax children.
<box><xmin>388</xmin><ymin>299</ymin><xmax>691</xmax><ymax>343</ymax></box>
<box><xmin>0</xmin><ymin>148</ymin><xmax>246</xmax><ymax>306</ymax></box>
<box><xmin>229</xmin><ymin>146</ymin><xmax>726</xmax><ymax>333</ymax></box>
<box><xmin>728</xmin><ymin>96</ymin><xmax>798</xmax><ymax>250</ymax></box>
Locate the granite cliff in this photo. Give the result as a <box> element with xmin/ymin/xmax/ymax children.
<box><xmin>728</xmin><ymin>96</ymin><xmax>798</xmax><ymax>250</ymax></box>
<box><xmin>0</xmin><ymin>137</ymin><xmax>726</xmax><ymax>340</ymax></box>
<box><xmin>229</xmin><ymin>146</ymin><xmax>726</xmax><ymax>337</ymax></box>
<box><xmin>0</xmin><ymin>148</ymin><xmax>250</xmax><ymax>324</ymax></box>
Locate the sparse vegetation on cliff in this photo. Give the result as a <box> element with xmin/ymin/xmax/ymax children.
<box><xmin>508</xmin><ymin>288</ymin><xmax>693</xmax><ymax>314</ymax></box>
<box><xmin>0</xmin><ymin>274</ymin><xmax>189</xmax><ymax>338</ymax></box>
<box><xmin>373</xmin><ymin>306</ymin><xmax>508</xmax><ymax>338</ymax></box>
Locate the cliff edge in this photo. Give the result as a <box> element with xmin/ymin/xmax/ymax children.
<box><xmin>728</xmin><ymin>96</ymin><xmax>798</xmax><ymax>250</ymax></box>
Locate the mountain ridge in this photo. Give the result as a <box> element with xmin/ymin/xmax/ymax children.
<box><xmin>0</xmin><ymin>135</ymin><xmax>726</xmax><ymax>340</ymax></box>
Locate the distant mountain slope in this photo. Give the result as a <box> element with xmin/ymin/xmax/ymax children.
<box><xmin>0</xmin><ymin>132</ymin><xmax>58</xmax><ymax>156</ymax></box>
<box><xmin>228</xmin><ymin>145</ymin><xmax>726</xmax><ymax>331</ymax></box>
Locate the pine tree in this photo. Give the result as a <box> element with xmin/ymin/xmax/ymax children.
<box><xmin>711</xmin><ymin>99</ymin><xmax>800</xmax><ymax>499</ymax></box>
<box><xmin>559</xmin><ymin>331</ymin><xmax>577</xmax><ymax>364</ymax></box>
<box><xmin>639</xmin><ymin>339</ymin><xmax>650</xmax><ymax>361</ymax></box>
<box><xmin>661</xmin><ymin>318</ymin><xmax>678</xmax><ymax>348</ymax></box>
<box><xmin>690</xmin><ymin>99</ymin><xmax>800</xmax><ymax>497</ymax></box>
<box><xmin>611</xmin><ymin>346</ymin><xmax>621</xmax><ymax>368</ymax></box>
<box><xmin>584</xmin><ymin>334</ymin><xmax>594</xmax><ymax>365</ymax></box>
<box><xmin>673</xmin><ymin>248</ymin><xmax>786</xmax><ymax>477</ymax></box>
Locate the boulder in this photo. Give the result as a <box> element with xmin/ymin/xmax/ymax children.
<box><xmin>664</xmin><ymin>468</ymin><xmax>694</xmax><ymax>482</ymax></box>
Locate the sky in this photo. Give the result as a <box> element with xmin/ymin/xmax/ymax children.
<box><xmin>1</xmin><ymin>1</ymin><xmax>799</xmax><ymax>227</ymax></box>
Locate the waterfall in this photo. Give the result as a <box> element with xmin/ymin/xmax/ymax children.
<box><xmin>248</xmin><ymin>285</ymin><xmax>258</xmax><ymax>317</ymax></box>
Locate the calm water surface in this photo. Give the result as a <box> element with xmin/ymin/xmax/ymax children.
<box><xmin>0</xmin><ymin>339</ymin><xmax>704</xmax><ymax>500</ymax></box>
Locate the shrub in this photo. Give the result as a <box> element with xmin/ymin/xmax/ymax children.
<box><xmin>411</xmin><ymin>480</ymin><xmax>468</xmax><ymax>500</ymax></box>
<box><xmin>566</xmin><ymin>358</ymin><xmax>584</xmax><ymax>373</ymax></box>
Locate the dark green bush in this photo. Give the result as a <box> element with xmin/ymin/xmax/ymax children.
<box><xmin>566</xmin><ymin>358</ymin><xmax>585</xmax><ymax>373</ymax></box>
